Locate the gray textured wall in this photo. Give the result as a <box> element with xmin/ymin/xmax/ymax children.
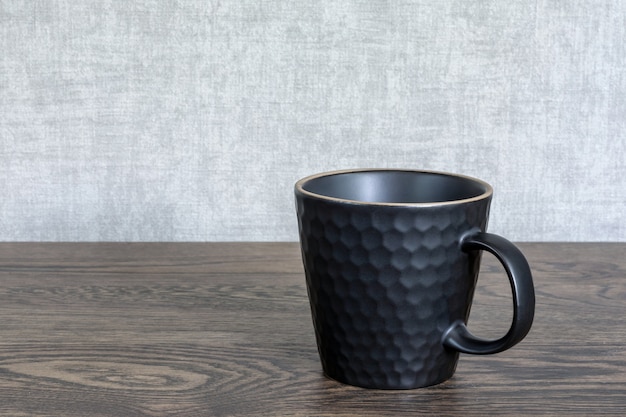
<box><xmin>1</xmin><ymin>1</ymin><xmax>624</xmax><ymax>242</ymax></box>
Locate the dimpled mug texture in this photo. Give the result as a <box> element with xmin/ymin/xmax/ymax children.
<box><xmin>296</xmin><ymin>191</ymin><xmax>491</xmax><ymax>389</ymax></box>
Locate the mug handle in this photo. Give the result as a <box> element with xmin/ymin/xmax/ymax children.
<box><xmin>442</xmin><ymin>232</ymin><xmax>535</xmax><ymax>354</ymax></box>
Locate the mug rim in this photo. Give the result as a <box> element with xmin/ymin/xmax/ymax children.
<box><xmin>295</xmin><ymin>168</ymin><xmax>494</xmax><ymax>207</ymax></box>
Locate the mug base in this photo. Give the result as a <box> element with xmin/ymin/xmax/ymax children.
<box><xmin>322</xmin><ymin>368</ymin><xmax>456</xmax><ymax>390</ymax></box>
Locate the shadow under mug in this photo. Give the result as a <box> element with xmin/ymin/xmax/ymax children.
<box><xmin>295</xmin><ymin>169</ymin><xmax>535</xmax><ymax>389</ymax></box>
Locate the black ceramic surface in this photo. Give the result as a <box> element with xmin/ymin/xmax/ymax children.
<box><xmin>295</xmin><ymin>169</ymin><xmax>534</xmax><ymax>389</ymax></box>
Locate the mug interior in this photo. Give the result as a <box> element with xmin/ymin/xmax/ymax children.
<box><xmin>298</xmin><ymin>170</ymin><xmax>491</xmax><ymax>204</ymax></box>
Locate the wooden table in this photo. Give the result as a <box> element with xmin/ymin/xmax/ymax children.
<box><xmin>0</xmin><ymin>242</ymin><xmax>624</xmax><ymax>416</ymax></box>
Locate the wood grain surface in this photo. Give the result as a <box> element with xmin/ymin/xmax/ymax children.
<box><xmin>0</xmin><ymin>242</ymin><xmax>624</xmax><ymax>416</ymax></box>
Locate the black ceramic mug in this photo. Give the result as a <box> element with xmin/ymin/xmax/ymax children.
<box><xmin>295</xmin><ymin>169</ymin><xmax>535</xmax><ymax>389</ymax></box>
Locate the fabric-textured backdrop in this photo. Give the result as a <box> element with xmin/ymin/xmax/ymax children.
<box><xmin>1</xmin><ymin>1</ymin><xmax>625</xmax><ymax>241</ymax></box>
